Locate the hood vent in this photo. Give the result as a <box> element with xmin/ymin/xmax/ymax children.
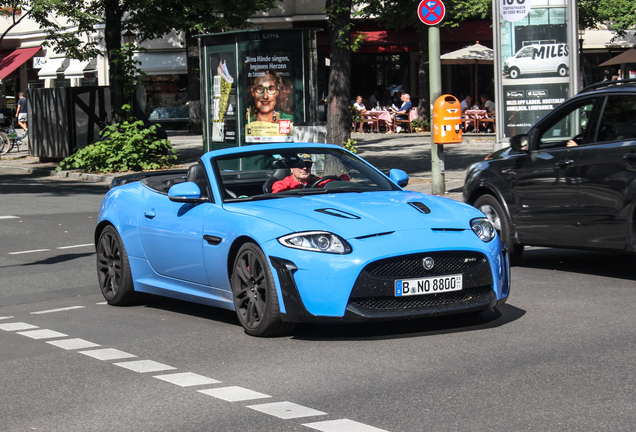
<box><xmin>315</xmin><ymin>208</ymin><xmax>361</xmax><ymax>219</ymax></box>
<box><xmin>408</xmin><ymin>201</ymin><xmax>431</xmax><ymax>214</ymax></box>
<box><xmin>355</xmin><ymin>231</ymin><xmax>394</xmax><ymax>240</ymax></box>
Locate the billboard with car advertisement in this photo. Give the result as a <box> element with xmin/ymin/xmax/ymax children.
<box><xmin>494</xmin><ymin>0</ymin><xmax>579</xmax><ymax>139</ymax></box>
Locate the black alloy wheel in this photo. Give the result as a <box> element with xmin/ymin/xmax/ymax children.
<box><xmin>96</xmin><ymin>225</ymin><xmax>145</xmax><ymax>305</ymax></box>
<box><xmin>231</xmin><ymin>242</ymin><xmax>293</xmax><ymax>336</ymax></box>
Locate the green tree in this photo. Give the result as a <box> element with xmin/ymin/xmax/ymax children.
<box><xmin>578</xmin><ymin>0</ymin><xmax>636</xmax><ymax>36</ymax></box>
<box><xmin>124</xmin><ymin>0</ymin><xmax>276</xmax><ymax>133</ymax></box>
<box><xmin>326</xmin><ymin>0</ymin><xmax>354</xmax><ymax>147</ymax></box>
<box><xmin>25</xmin><ymin>0</ymin><xmax>275</xmax><ymax>124</ymax></box>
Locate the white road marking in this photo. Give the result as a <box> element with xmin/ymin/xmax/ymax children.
<box><xmin>56</xmin><ymin>244</ymin><xmax>94</xmax><ymax>250</ymax></box>
<box><xmin>17</xmin><ymin>329</ymin><xmax>68</xmax><ymax>339</ymax></box>
<box><xmin>31</xmin><ymin>306</ymin><xmax>86</xmax><ymax>314</ymax></box>
<box><xmin>8</xmin><ymin>249</ymin><xmax>51</xmax><ymax>255</ymax></box>
<box><xmin>47</xmin><ymin>338</ymin><xmax>101</xmax><ymax>350</ymax></box>
<box><xmin>96</xmin><ymin>302</ymin><xmax>107</xmax><ymax>305</ymax></box>
<box><xmin>79</xmin><ymin>348</ymin><xmax>137</xmax><ymax>361</ymax></box>
<box><xmin>153</xmin><ymin>372</ymin><xmax>221</xmax><ymax>387</ymax></box>
<box><xmin>0</xmin><ymin>215</ymin><xmax>19</xmax><ymax>219</ymax></box>
<box><xmin>113</xmin><ymin>360</ymin><xmax>176</xmax><ymax>373</ymax></box>
<box><xmin>247</xmin><ymin>401</ymin><xmax>327</xmax><ymax>420</ymax></box>
<box><xmin>198</xmin><ymin>386</ymin><xmax>271</xmax><ymax>402</ymax></box>
<box><xmin>303</xmin><ymin>419</ymin><xmax>390</xmax><ymax>432</ymax></box>
<box><xmin>0</xmin><ymin>316</ymin><xmax>14</xmax><ymax>320</ymax></box>
<box><xmin>0</xmin><ymin>322</ymin><xmax>39</xmax><ymax>331</ymax></box>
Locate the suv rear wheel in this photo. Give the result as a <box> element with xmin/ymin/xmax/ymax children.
<box><xmin>474</xmin><ymin>194</ymin><xmax>523</xmax><ymax>265</ymax></box>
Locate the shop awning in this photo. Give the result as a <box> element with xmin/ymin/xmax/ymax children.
<box><xmin>0</xmin><ymin>46</ymin><xmax>41</xmax><ymax>80</ymax></box>
<box><xmin>134</xmin><ymin>52</ymin><xmax>187</xmax><ymax>75</ymax></box>
<box><xmin>38</xmin><ymin>57</ymin><xmax>68</xmax><ymax>78</ymax></box>
<box><xmin>64</xmin><ymin>59</ymin><xmax>97</xmax><ymax>78</ymax></box>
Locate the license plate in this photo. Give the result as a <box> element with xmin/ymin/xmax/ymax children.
<box><xmin>395</xmin><ymin>274</ymin><xmax>462</xmax><ymax>297</ymax></box>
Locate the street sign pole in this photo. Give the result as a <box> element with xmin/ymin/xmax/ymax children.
<box><xmin>429</xmin><ymin>24</ymin><xmax>444</xmax><ymax>195</ymax></box>
<box><xmin>419</xmin><ymin>0</ymin><xmax>445</xmax><ymax>195</ymax></box>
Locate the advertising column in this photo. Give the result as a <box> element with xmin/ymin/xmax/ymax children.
<box><xmin>495</xmin><ymin>0</ymin><xmax>578</xmax><ymax>139</ymax></box>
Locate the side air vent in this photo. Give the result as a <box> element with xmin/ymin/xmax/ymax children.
<box><xmin>408</xmin><ymin>201</ymin><xmax>431</xmax><ymax>214</ymax></box>
<box><xmin>315</xmin><ymin>208</ymin><xmax>361</xmax><ymax>219</ymax></box>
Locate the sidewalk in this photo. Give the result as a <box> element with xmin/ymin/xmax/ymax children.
<box><xmin>0</xmin><ymin>132</ymin><xmax>497</xmax><ymax>200</ymax></box>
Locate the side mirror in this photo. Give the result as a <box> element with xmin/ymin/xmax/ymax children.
<box><xmin>168</xmin><ymin>182</ymin><xmax>208</xmax><ymax>203</ymax></box>
<box><xmin>509</xmin><ymin>134</ymin><xmax>529</xmax><ymax>152</ymax></box>
<box><xmin>389</xmin><ymin>169</ymin><xmax>409</xmax><ymax>187</ymax></box>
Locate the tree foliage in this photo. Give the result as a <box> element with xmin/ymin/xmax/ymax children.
<box><xmin>578</xmin><ymin>0</ymin><xmax>636</xmax><ymax>36</ymax></box>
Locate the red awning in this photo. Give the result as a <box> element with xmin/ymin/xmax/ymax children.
<box><xmin>0</xmin><ymin>46</ymin><xmax>41</xmax><ymax>80</ymax></box>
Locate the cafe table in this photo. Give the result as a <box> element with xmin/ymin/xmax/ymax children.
<box><xmin>367</xmin><ymin>110</ymin><xmax>393</xmax><ymax>132</ymax></box>
<box><xmin>464</xmin><ymin>109</ymin><xmax>488</xmax><ymax>132</ymax></box>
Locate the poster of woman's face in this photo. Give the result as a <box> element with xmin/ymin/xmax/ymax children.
<box><xmin>245</xmin><ymin>52</ymin><xmax>294</xmax><ymax>142</ymax></box>
<box><xmin>250</xmin><ymin>71</ymin><xmax>283</xmax><ymax>122</ymax></box>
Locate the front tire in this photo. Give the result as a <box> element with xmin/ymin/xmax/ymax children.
<box><xmin>231</xmin><ymin>242</ymin><xmax>293</xmax><ymax>337</ymax></box>
<box><xmin>0</xmin><ymin>133</ymin><xmax>11</xmax><ymax>155</ymax></box>
<box><xmin>474</xmin><ymin>194</ymin><xmax>523</xmax><ymax>265</ymax></box>
<box><xmin>509</xmin><ymin>67</ymin><xmax>520</xmax><ymax>79</ymax></box>
<box><xmin>96</xmin><ymin>225</ymin><xmax>146</xmax><ymax>305</ymax></box>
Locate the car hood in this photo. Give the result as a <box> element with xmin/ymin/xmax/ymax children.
<box><xmin>223</xmin><ymin>191</ymin><xmax>482</xmax><ymax>239</ymax></box>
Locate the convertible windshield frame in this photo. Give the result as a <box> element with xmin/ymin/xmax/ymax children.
<box><xmin>212</xmin><ymin>146</ymin><xmax>400</xmax><ymax>203</ymax></box>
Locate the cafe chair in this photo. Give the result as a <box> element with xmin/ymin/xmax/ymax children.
<box><xmin>394</xmin><ymin>107</ymin><xmax>418</xmax><ymax>133</ymax></box>
<box><xmin>480</xmin><ymin>113</ymin><xmax>495</xmax><ymax>133</ymax></box>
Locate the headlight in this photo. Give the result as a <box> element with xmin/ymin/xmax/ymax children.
<box><xmin>471</xmin><ymin>218</ymin><xmax>496</xmax><ymax>242</ymax></box>
<box><xmin>278</xmin><ymin>231</ymin><xmax>352</xmax><ymax>254</ymax></box>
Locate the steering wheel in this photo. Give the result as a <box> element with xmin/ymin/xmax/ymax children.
<box><xmin>309</xmin><ymin>175</ymin><xmax>345</xmax><ymax>188</ymax></box>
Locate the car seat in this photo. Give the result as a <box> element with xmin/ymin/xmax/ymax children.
<box><xmin>186</xmin><ymin>164</ymin><xmax>210</xmax><ymax>198</ymax></box>
<box><xmin>263</xmin><ymin>168</ymin><xmax>291</xmax><ymax>193</ymax></box>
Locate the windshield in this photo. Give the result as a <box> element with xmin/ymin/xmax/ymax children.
<box><xmin>214</xmin><ymin>147</ymin><xmax>400</xmax><ymax>202</ymax></box>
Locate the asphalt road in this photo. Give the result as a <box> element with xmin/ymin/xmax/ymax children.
<box><xmin>2</xmin><ymin>174</ymin><xmax>636</xmax><ymax>432</ymax></box>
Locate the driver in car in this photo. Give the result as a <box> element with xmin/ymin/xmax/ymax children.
<box><xmin>272</xmin><ymin>154</ymin><xmax>318</xmax><ymax>193</ymax></box>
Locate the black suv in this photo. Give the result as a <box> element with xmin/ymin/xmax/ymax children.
<box><xmin>464</xmin><ymin>80</ymin><xmax>636</xmax><ymax>264</ymax></box>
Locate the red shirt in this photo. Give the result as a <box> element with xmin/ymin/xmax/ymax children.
<box><xmin>272</xmin><ymin>175</ymin><xmax>316</xmax><ymax>193</ymax></box>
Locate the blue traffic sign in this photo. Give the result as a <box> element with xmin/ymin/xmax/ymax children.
<box><xmin>418</xmin><ymin>0</ymin><xmax>445</xmax><ymax>26</ymax></box>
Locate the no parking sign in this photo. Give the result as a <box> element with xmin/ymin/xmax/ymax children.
<box><xmin>418</xmin><ymin>0</ymin><xmax>445</xmax><ymax>26</ymax></box>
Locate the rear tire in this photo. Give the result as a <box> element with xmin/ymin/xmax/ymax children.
<box><xmin>558</xmin><ymin>65</ymin><xmax>568</xmax><ymax>77</ymax></box>
<box><xmin>0</xmin><ymin>133</ymin><xmax>11</xmax><ymax>155</ymax></box>
<box><xmin>231</xmin><ymin>242</ymin><xmax>294</xmax><ymax>337</ymax></box>
<box><xmin>474</xmin><ymin>194</ymin><xmax>523</xmax><ymax>265</ymax></box>
<box><xmin>96</xmin><ymin>225</ymin><xmax>147</xmax><ymax>305</ymax></box>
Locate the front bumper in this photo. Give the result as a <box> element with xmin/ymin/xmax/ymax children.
<box><xmin>271</xmin><ymin>249</ymin><xmax>508</xmax><ymax>323</ymax></box>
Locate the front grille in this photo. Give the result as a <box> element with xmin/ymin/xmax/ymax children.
<box><xmin>365</xmin><ymin>251</ymin><xmax>486</xmax><ymax>278</ymax></box>
<box><xmin>349</xmin><ymin>286</ymin><xmax>493</xmax><ymax>310</ymax></box>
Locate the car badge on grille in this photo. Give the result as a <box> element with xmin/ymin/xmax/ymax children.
<box><xmin>423</xmin><ymin>257</ymin><xmax>435</xmax><ymax>270</ymax></box>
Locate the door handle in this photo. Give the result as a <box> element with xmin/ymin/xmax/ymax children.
<box><xmin>623</xmin><ymin>153</ymin><xmax>636</xmax><ymax>160</ymax></box>
<box><xmin>144</xmin><ymin>210</ymin><xmax>156</xmax><ymax>219</ymax></box>
<box><xmin>556</xmin><ymin>159</ymin><xmax>574</xmax><ymax>168</ymax></box>
<box><xmin>500</xmin><ymin>167</ymin><xmax>514</xmax><ymax>175</ymax></box>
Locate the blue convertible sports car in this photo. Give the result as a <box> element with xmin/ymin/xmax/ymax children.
<box><xmin>96</xmin><ymin>143</ymin><xmax>510</xmax><ymax>336</ymax></box>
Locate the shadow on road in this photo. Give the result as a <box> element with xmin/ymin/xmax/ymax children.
<box><xmin>0</xmin><ymin>174</ymin><xmax>109</xmax><ymax>196</ymax></box>
<box><xmin>516</xmin><ymin>247</ymin><xmax>636</xmax><ymax>281</ymax></box>
<box><xmin>291</xmin><ymin>304</ymin><xmax>525</xmax><ymax>341</ymax></box>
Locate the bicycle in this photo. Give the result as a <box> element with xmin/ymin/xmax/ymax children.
<box><xmin>0</xmin><ymin>117</ymin><xmax>28</xmax><ymax>155</ymax></box>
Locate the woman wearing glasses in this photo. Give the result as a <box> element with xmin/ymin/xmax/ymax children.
<box><xmin>248</xmin><ymin>70</ymin><xmax>293</xmax><ymax>123</ymax></box>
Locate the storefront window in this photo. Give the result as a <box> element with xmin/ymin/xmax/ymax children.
<box><xmin>143</xmin><ymin>74</ymin><xmax>189</xmax><ymax>126</ymax></box>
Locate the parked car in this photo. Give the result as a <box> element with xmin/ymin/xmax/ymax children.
<box><xmin>504</xmin><ymin>43</ymin><xmax>569</xmax><ymax>79</ymax></box>
<box><xmin>96</xmin><ymin>143</ymin><xmax>510</xmax><ymax>336</ymax></box>
<box><xmin>464</xmin><ymin>80</ymin><xmax>636</xmax><ymax>264</ymax></box>
<box><xmin>148</xmin><ymin>105</ymin><xmax>189</xmax><ymax>122</ymax></box>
